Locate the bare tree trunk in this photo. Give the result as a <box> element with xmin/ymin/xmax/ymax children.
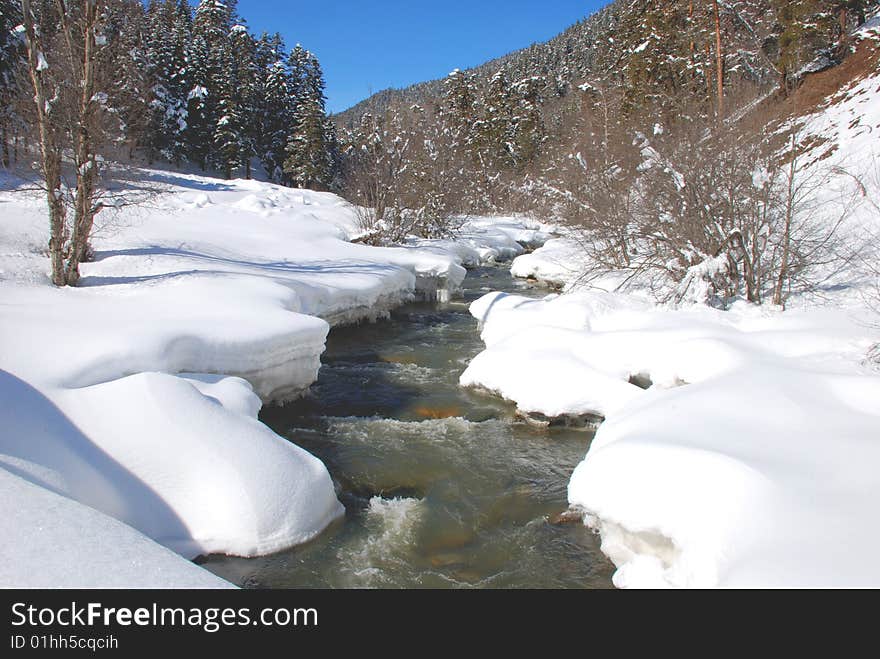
<box><xmin>1</xmin><ymin>123</ymin><xmax>9</xmax><ymax>168</ymax></box>
<box><xmin>65</xmin><ymin>0</ymin><xmax>100</xmax><ymax>287</ymax></box>
<box><xmin>21</xmin><ymin>0</ymin><xmax>67</xmax><ymax>286</ymax></box>
<box><xmin>689</xmin><ymin>1</ymin><xmax>695</xmax><ymax>59</ymax></box>
<box><xmin>705</xmin><ymin>42</ymin><xmax>714</xmax><ymax>113</ymax></box>
<box><xmin>773</xmin><ymin>134</ymin><xmax>797</xmax><ymax>307</ymax></box>
<box><xmin>837</xmin><ymin>6</ymin><xmax>849</xmax><ymax>58</ymax></box>
<box><xmin>713</xmin><ymin>0</ymin><xmax>724</xmax><ymax>126</ymax></box>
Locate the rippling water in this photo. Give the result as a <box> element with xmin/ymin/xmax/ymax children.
<box><xmin>201</xmin><ymin>266</ymin><xmax>614</xmax><ymax>588</ymax></box>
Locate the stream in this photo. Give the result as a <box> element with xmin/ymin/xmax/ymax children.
<box><xmin>201</xmin><ymin>266</ymin><xmax>614</xmax><ymax>588</ymax></box>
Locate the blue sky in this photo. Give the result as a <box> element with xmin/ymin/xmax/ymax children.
<box><xmin>237</xmin><ymin>1</ymin><xmax>607</xmax><ymax>113</ymax></box>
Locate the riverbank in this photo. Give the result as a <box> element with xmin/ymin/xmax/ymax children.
<box><xmin>0</xmin><ymin>167</ymin><xmax>550</xmax><ymax>587</ymax></box>
<box><xmin>459</xmin><ymin>56</ymin><xmax>880</xmax><ymax>587</ymax></box>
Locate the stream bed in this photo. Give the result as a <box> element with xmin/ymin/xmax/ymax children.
<box><xmin>201</xmin><ymin>266</ymin><xmax>614</xmax><ymax>588</ymax></box>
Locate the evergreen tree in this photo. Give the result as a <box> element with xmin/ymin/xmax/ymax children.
<box><xmin>213</xmin><ymin>21</ymin><xmax>254</xmax><ymax>178</ymax></box>
<box><xmin>104</xmin><ymin>0</ymin><xmax>150</xmax><ymax>158</ymax></box>
<box><xmin>0</xmin><ymin>0</ymin><xmax>22</xmax><ymax>166</ymax></box>
<box><xmin>284</xmin><ymin>50</ymin><xmax>334</xmax><ymax>188</ymax></box>
<box><xmin>508</xmin><ymin>75</ymin><xmax>545</xmax><ymax>168</ymax></box>
<box><xmin>253</xmin><ymin>32</ymin><xmax>289</xmax><ymax>181</ymax></box>
<box><xmin>441</xmin><ymin>68</ymin><xmax>479</xmax><ymax>152</ymax></box>
<box><xmin>145</xmin><ymin>0</ymin><xmax>190</xmax><ymax>164</ymax></box>
<box><xmin>286</xmin><ymin>43</ymin><xmax>310</xmax><ymax>105</ymax></box>
<box><xmin>772</xmin><ymin>0</ymin><xmax>837</xmax><ymax>92</ymax></box>
<box><xmin>187</xmin><ymin>0</ymin><xmax>232</xmax><ymax>169</ymax></box>
<box><xmin>474</xmin><ymin>70</ymin><xmax>516</xmax><ymax>168</ymax></box>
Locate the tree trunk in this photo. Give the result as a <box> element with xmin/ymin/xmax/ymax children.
<box><xmin>773</xmin><ymin>135</ymin><xmax>797</xmax><ymax>307</ymax></box>
<box><xmin>1</xmin><ymin>122</ymin><xmax>9</xmax><ymax>168</ymax></box>
<box><xmin>65</xmin><ymin>0</ymin><xmax>100</xmax><ymax>287</ymax></box>
<box><xmin>21</xmin><ymin>0</ymin><xmax>67</xmax><ymax>286</ymax></box>
<box><xmin>713</xmin><ymin>0</ymin><xmax>724</xmax><ymax>126</ymax></box>
<box><xmin>837</xmin><ymin>7</ymin><xmax>849</xmax><ymax>58</ymax></box>
<box><xmin>688</xmin><ymin>1</ymin><xmax>695</xmax><ymax>59</ymax></box>
<box><xmin>705</xmin><ymin>42</ymin><xmax>713</xmax><ymax>113</ymax></box>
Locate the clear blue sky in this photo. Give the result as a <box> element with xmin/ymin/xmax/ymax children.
<box><xmin>237</xmin><ymin>1</ymin><xmax>608</xmax><ymax>113</ymax></box>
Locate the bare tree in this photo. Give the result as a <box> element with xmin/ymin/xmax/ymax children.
<box><xmin>341</xmin><ymin>105</ymin><xmax>466</xmax><ymax>245</ymax></box>
<box><xmin>20</xmin><ymin>0</ymin><xmax>111</xmax><ymax>286</ymax></box>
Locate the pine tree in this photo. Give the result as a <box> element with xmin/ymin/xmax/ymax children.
<box><xmin>284</xmin><ymin>49</ymin><xmax>334</xmax><ymax>189</ymax></box>
<box><xmin>187</xmin><ymin>0</ymin><xmax>232</xmax><ymax>169</ymax></box>
<box><xmin>441</xmin><ymin>68</ymin><xmax>479</xmax><ymax>152</ymax></box>
<box><xmin>0</xmin><ymin>0</ymin><xmax>22</xmax><ymax>166</ymax></box>
<box><xmin>253</xmin><ymin>32</ymin><xmax>289</xmax><ymax>181</ymax></box>
<box><xmin>474</xmin><ymin>70</ymin><xmax>516</xmax><ymax>168</ymax></box>
<box><xmin>508</xmin><ymin>75</ymin><xmax>545</xmax><ymax>168</ymax></box>
<box><xmin>145</xmin><ymin>0</ymin><xmax>190</xmax><ymax>164</ymax></box>
<box><xmin>772</xmin><ymin>0</ymin><xmax>837</xmax><ymax>92</ymax></box>
<box><xmin>213</xmin><ymin>21</ymin><xmax>254</xmax><ymax>178</ymax></box>
<box><xmin>104</xmin><ymin>0</ymin><xmax>150</xmax><ymax>159</ymax></box>
<box><xmin>286</xmin><ymin>43</ymin><xmax>310</xmax><ymax>105</ymax></box>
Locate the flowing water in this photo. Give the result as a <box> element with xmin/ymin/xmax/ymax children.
<box><xmin>201</xmin><ymin>266</ymin><xmax>614</xmax><ymax>588</ymax></box>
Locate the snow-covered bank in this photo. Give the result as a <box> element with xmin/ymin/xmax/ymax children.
<box><xmin>461</xmin><ymin>32</ymin><xmax>880</xmax><ymax>588</ymax></box>
<box><xmin>408</xmin><ymin>216</ymin><xmax>554</xmax><ymax>268</ymax></box>
<box><xmin>462</xmin><ymin>287</ymin><xmax>880</xmax><ymax>587</ymax></box>
<box><xmin>0</xmin><ymin>468</ymin><xmax>234</xmax><ymax>588</ymax></box>
<box><xmin>464</xmin><ymin>60</ymin><xmax>880</xmax><ymax>584</ymax></box>
<box><xmin>509</xmin><ymin>237</ymin><xmax>584</xmax><ymax>288</ymax></box>
<box><xmin>0</xmin><ymin>168</ymin><xmax>548</xmax><ymax>585</ymax></box>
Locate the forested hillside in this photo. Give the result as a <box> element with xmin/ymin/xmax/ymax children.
<box><xmin>334</xmin><ymin>0</ymin><xmax>879</xmax><ymax>306</ymax></box>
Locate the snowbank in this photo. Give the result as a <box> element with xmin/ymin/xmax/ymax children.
<box><xmin>0</xmin><ymin>468</ymin><xmax>234</xmax><ymax>588</ymax></box>
<box><xmin>510</xmin><ymin>237</ymin><xmax>583</xmax><ymax>287</ymax></box>
<box><xmin>461</xmin><ymin>288</ymin><xmax>880</xmax><ymax>587</ymax></box>
<box><xmin>570</xmin><ymin>364</ymin><xmax>880</xmax><ymax>588</ymax></box>
<box><xmin>407</xmin><ymin>217</ymin><xmax>553</xmax><ymax>271</ymax></box>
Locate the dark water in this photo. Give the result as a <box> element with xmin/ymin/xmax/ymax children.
<box><xmin>201</xmin><ymin>266</ymin><xmax>614</xmax><ymax>588</ymax></box>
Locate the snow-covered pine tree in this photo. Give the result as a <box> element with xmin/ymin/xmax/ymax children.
<box><xmin>441</xmin><ymin>68</ymin><xmax>479</xmax><ymax>155</ymax></box>
<box><xmin>508</xmin><ymin>75</ymin><xmax>545</xmax><ymax>169</ymax></box>
<box><xmin>286</xmin><ymin>43</ymin><xmax>310</xmax><ymax>106</ymax></box>
<box><xmin>104</xmin><ymin>0</ymin><xmax>150</xmax><ymax>159</ymax></box>
<box><xmin>474</xmin><ymin>70</ymin><xmax>516</xmax><ymax>169</ymax></box>
<box><xmin>284</xmin><ymin>50</ymin><xmax>334</xmax><ymax>189</ymax></box>
<box><xmin>253</xmin><ymin>32</ymin><xmax>290</xmax><ymax>182</ymax></box>
<box><xmin>212</xmin><ymin>20</ymin><xmax>254</xmax><ymax>178</ymax></box>
<box><xmin>145</xmin><ymin>0</ymin><xmax>190</xmax><ymax>164</ymax></box>
<box><xmin>0</xmin><ymin>0</ymin><xmax>22</xmax><ymax>166</ymax></box>
<box><xmin>187</xmin><ymin>0</ymin><xmax>232</xmax><ymax>170</ymax></box>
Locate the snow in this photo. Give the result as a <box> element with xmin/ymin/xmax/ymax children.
<box><xmin>0</xmin><ymin>468</ymin><xmax>234</xmax><ymax>588</ymax></box>
<box><xmin>510</xmin><ymin>237</ymin><xmax>580</xmax><ymax>286</ymax></box>
<box><xmin>0</xmin><ymin>166</ymin><xmax>547</xmax><ymax>586</ymax></box>
<box><xmin>407</xmin><ymin>216</ymin><xmax>553</xmax><ymax>267</ymax></box>
<box><xmin>462</xmin><ymin>286</ymin><xmax>880</xmax><ymax>587</ymax></box>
